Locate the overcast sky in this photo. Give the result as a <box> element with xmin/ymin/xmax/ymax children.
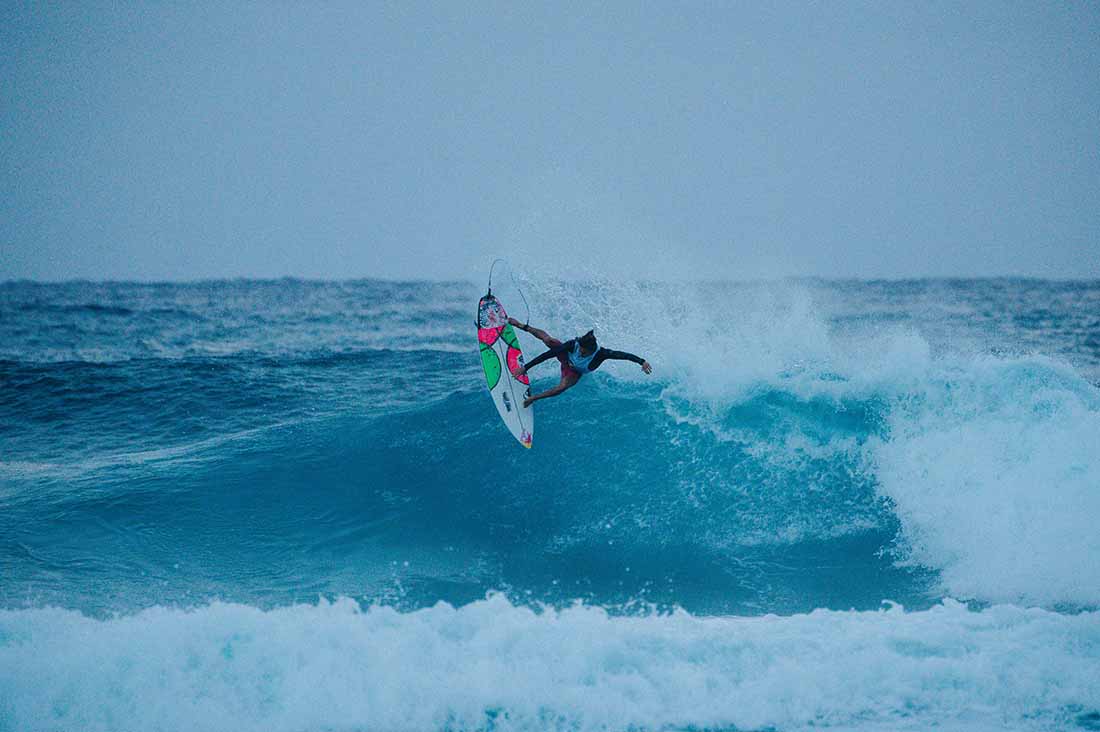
<box><xmin>2</xmin><ymin>2</ymin><xmax>1098</xmax><ymax>282</ymax></box>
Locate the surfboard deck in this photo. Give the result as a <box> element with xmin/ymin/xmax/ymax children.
<box><xmin>477</xmin><ymin>294</ymin><xmax>533</xmax><ymax>448</ymax></box>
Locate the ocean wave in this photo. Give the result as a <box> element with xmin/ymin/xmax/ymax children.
<box><xmin>1</xmin><ymin>596</ymin><xmax>1097</xmax><ymax>732</ymax></box>
<box><xmin>4</xmin><ymin>346</ymin><xmax>1098</xmax><ymax>609</ymax></box>
<box><xmin>536</xmin><ymin>277</ymin><xmax>1100</xmax><ymax>608</ymax></box>
<box><xmin>676</xmin><ymin>344</ymin><xmax>1100</xmax><ymax>608</ymax></box>
<box><xmin>3</xmin><ymin>279</ymin><xmax>1099</xmax><ymax>615</ymax></box>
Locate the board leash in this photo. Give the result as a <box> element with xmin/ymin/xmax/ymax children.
<box><xmin>509</xmin><ymin>267</ymin><xmax>531</xmax><ymax>328</ymax></box>
<box><xmin>483</xmin><ymin>258</ymin><xmax>531</xmax><ymax>328</ymax></box>
<box><xmin>486</xmin><ymin>258</ymin><xmax>505</xmax><ymax>296</ymax></box>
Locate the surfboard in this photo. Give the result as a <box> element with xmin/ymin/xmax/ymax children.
<box><xmin>477</xmin><ymin>294</ymin><xmax>533</xmax><ymax>448</ymax></box>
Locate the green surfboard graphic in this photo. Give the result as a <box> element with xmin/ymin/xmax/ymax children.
<box><xmin>480</xmin><ymin>342</ymin><xmax>501</xmax><ymax>390</ymax></box>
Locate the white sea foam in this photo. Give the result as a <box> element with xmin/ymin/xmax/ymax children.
<box><xmin>870</xmin><ymin>354</ymin><xmax>1100</xmax><ymax>606</ymax></box>
<box><xmin>1</xmin><ymin>596</ymin><xmax>1097</xmax><ymax>732</ymax></box>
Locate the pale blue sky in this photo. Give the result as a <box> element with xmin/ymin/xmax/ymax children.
<box><xmin>2</xmin><ymin>2</ymin><xmax>1098</xmax><ymax>281</ymax></box>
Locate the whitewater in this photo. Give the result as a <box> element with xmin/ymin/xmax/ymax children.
<box><xmin>1</xmin><ymin>278</ymin><xmax>1098</xmax><ymax>731</ymax></box>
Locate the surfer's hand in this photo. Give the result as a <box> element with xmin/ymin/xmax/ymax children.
<box><xmin>515</xmin><ymin>366</ymin><xmax>527</xmax><ymax>377</ymax></box>
<box><xmin>523</xmin><ymin>397</ymin><xmax>533</xmax><ymax>408</ymax></box>
<box><xmin>641</xmin><ymin>360</ymin><xmax>652</xmax><ymax>375</ymax></box>
<box><xmin>508</xmin><ymin>317</ymin><xmax>523</xmax><ymax>330</ymax></box>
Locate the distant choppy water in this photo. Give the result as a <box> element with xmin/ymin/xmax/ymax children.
<box><xmin>1</xmin><ymin>278</ymin><xmax>1098</xmax><ymax>731</ymax></box>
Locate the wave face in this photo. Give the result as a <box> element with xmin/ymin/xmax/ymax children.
<box><xmin>2</xmin><ymin>278</ymin><xmax>1099</xmax><ymax>730</ymax></box>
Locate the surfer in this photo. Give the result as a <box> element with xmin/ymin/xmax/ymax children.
<box><xmin>508</xmin><ymin>318</ymin><xmax>652</xmax><ymax>407</ymax></box>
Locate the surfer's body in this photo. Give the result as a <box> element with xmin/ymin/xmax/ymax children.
<box><xmin>508</xmin><ymin>318</ymin><xmax>652</xmax><ymax>407</ymax></box>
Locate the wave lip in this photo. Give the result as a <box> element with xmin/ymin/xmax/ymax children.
<box><xmin>2</xmin><ymin>596</ymin><xmax>1098</xmax><ymax>732</ymax></box>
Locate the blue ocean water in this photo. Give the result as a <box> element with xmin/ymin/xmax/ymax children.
<box><xmin>1</xmin><ymin>277</ymin><xmax>1099</xmax><ymax>731</ymax></box>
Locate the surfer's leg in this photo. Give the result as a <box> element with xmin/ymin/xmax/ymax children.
<box><xmin>523</xmin><ymin>373</ymin><xmax>579</xmax><ymax>407</ymax></box>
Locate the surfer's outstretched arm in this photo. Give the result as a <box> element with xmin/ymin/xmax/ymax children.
<box><xmin>591</xmin><ymin>349</ymin><xmax>653</xmax><ymax>374</ymax></box>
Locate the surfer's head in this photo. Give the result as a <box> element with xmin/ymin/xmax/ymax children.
<box><xmin>578</xmin><ymin>330</ymin><xmax>598</xmax><ymax>354</ymax></box>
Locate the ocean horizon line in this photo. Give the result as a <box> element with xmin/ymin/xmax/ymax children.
<box><xmin>4</xmin><ymin>273</ymin><xmax>1100</xmax><ymax>287</ymax></box>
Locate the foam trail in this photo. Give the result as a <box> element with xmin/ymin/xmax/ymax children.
<box><xmin>2</xmin><ymin>596</ymin><xmax>1098</xmax><ymax>732</ymax></box>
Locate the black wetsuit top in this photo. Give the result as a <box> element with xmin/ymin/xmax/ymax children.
<box><xmin>525</xmin><ymin>339</ymin><xmax>646</xmax><ymax>374</ymax></box>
